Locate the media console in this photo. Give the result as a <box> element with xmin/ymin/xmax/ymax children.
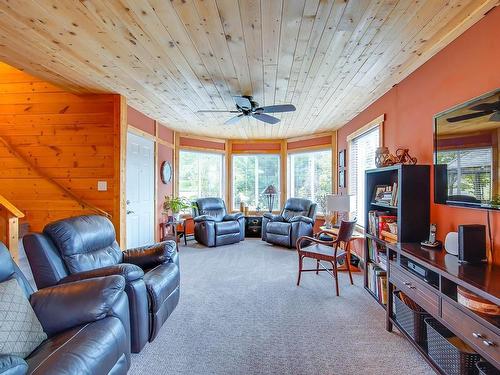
<box><xmin>385</xmin><ymin>242</ymin><xmax>499</xmax><ymax>373</ymax></box>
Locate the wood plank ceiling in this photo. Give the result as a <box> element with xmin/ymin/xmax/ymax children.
<box><xmin>0</xmin><ymin>0</ymin><xmax>496</xmax><ymax>139</ymax></box>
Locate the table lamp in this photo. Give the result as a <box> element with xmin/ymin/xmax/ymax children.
<box><xmin>326</xmin><ymin>194</ymin><xmax>352</xmax><ymax>228</ymax></box>
<box><xmin>262</xmin><ymin>185</ymin><xmax>277</xmax><ymax>213</ymax></box>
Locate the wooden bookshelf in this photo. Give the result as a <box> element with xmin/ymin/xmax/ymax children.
<box><xmin>363</xmin><ymin>164</ymin><xmax>430</xmax><ymax>308</ymax></box>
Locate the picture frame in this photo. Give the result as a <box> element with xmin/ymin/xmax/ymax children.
<box><xmin>372</xmin><ymin>184</ymin><xmax>391</xmax><ymax>203</ymax></box>
<box><xmin>338</xmin><ymin>149</ymin><xmax>346</xmax><ymax>168</ymax></box>
<box><xmin>338</xmin><ymin>169</ymin><xmax>345</xmax><ymax>188</ymax></box>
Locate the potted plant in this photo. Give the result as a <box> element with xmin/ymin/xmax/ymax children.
<box><xmin>163</xmin><ymin>195</ymin><xmax>192</xmax><ymax>221</ymax></box>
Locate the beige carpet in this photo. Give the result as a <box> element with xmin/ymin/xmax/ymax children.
<box><xmin>130</xmin><ymin>238</ymin><xmax>434</xmax><ymax>375</ymax></box>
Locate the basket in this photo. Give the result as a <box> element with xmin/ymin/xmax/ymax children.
<box><xmin>476</xmin><ymin>361</ymin><xmax>500</xmax><ymax>375</ymax></box>
<box><xmin>394</xmin><ymin>292</ymin><xmax>429</xmax><ymax>346</ymax></box>
<box><xmin>425</xmin><ymin>317</ymin><xmax>481</xmax><ymax>375</ymax></box>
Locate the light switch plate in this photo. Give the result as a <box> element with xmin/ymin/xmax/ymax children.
<box><xmin>97</xmin><ymin>181</ymin><xmax>108</xmax><ymax>191</ymax></box>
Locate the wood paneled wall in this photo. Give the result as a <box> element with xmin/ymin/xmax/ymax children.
<box><xmin>0</xmin><ymin>62</ymin><xmax>124</xmax><ymax>235</ymax></box>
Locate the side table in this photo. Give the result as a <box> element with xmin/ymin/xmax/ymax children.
<box><xmin>245</xmin><ymin>216</ymin><xmax>262</xmax><ymax>238</ymax></box>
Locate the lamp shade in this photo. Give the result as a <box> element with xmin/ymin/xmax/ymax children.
<box><xmin>327</xmin><ymin>194</ymin><xmax>352</xmax><ymax>212</ymax></box>
<box><xmin>263</xmin><ymin>185</ymin><xmax>277</xmax><ymax>195</ymax></box>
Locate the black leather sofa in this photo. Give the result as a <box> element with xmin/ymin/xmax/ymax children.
<box><xmin>23</xmin><ymin>215</ymin><xmax>180</xmax><ymax>353</ymax></box>
<box><xmin>0</xmin><ymin>242</ymin><xmax>131</xmax><ymax>375</ymax></box>
<box><xmin>262</xmin><ymin>198</ymin><xmax>317</xmax><ymax>248</ymax></box>
<box><xmin>192</xmin><ymin>198</ymin><xmax>245</xmax><ymax>247</ymax></box>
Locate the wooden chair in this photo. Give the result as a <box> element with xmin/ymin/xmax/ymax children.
<box><xmin>296</xmin><ymin>220</ymin><xmax>357</xmax><ymax>296</ymax></box>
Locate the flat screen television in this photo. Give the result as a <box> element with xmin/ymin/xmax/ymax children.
<box><xmin>434</xmin><ymin>89</ymin><xmax>500</xmax><ymax>210</ymax></box>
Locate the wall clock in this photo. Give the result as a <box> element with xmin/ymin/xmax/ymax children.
<box><xmin>160</xmin><ymin>161</ymin><xmax>172</xmax><ymax>184</ymax></box>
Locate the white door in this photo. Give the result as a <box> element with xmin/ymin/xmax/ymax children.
<box><xmin>126</xmin><ymin>132</ymin><xmax>155</xmax><ymax>248</ymax></box>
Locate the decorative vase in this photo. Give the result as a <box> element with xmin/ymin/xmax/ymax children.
<box><xmin>375</xmin><ymin>147</ymin><xmax>390</xmax><ymax>168</ymax></box>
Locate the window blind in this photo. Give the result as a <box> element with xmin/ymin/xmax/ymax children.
<box><xmin>348</xmin><ymin>126</ymin><xmax>380</xmax><ymax>227</ymax></box>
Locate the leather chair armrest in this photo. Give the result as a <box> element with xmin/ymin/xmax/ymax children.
<box><xmin>194</xmin><ymin>215</ymin><xmax>217</xmax><ymax>223</ymax></box>
<box><xmin>289</xmin><ymin>216</ymin><xmax>314</xmax><ymax>225</ymax></box>
<box><xmin>0</xmin><ymin>355</ymin><xmax>27</xmax><ymax>375</ymax></box>
<box><xmin>263</xmin><ymin>213</ymin><xmax>283</xmax><ymax>221</ymax></box>
<box><xmin>123</xmin><ymin>240</ymin><xmax>176</xmax><ymax>269</ymax></box>
<box><xmin>58</xmin><ymin>263</ymin><xmax>144</xmax><ymax>284</ymax></box>
<box><xmin>223</xmin><ymin>212</ymin><xmax>243</xmax><ymax>221</ymax></box>
<box><xmin>30</xmin><ymin>275</ymin><xmax>126</xmax><ymax>337</ymax></box>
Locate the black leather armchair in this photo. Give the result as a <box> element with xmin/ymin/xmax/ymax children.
<box><xmin>262</xmin><ymin>198</ymin><xmax>317</xmax><ymax>248</ymax></box>
<box><xmin>192</xmin><ymin>197</ymin><xmax>245</xmax><ymax>247</ymax></box>
<box><xmin>23</xmin><ymin>215</ymin><xmax>180</xmax><ymax>353</ymax></box>
<box><xmin>0</xmin><ymin>242</ymin><xmax>130</xmax><ymax>375</ymax></box>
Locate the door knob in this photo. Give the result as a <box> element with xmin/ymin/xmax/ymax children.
<box><xmin>126</xmin><ymin>200</ymin><xmax>131</xmax><ymax>205</ymax></box>
<box><xmin>127</xmin><ymin>210</ymin><xmax>134</xmax><ymax>215</ymax></box>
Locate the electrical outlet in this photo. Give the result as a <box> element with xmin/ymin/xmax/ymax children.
<box><xmin>97</xmin><ymin>181</ymin><xmax>107</xmax><ymax>191</ymax></box>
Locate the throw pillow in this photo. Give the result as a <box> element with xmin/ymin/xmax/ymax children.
<box><xmin>0</xmin><ymin>278</ymin><xmax>47</xmax><ymax>358</ymax></box>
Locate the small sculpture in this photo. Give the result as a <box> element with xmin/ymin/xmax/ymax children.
<box><xmin>395</xmin><ymin>148</ymin><xmax>417</xmax><ymax>165</ymax></box>
<box><xmin>374</xmin><ymin>147</ymin><xmax>417</xmax><ymax>167</ymax></box>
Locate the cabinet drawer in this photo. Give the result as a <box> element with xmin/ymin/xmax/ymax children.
<box><xmin>246</xmin><ymin>218</ymin><xmax>262</xmax><ymax>226</ymax></box>
<box><xmin>390</xmin><ymin>263</ymin><xmax>439</xmax><ymax>316</ymax></box>
<box><xmin>442</xmin><ymin>299</ymin><xmax>500</xmax><ymax>365</ymax></box>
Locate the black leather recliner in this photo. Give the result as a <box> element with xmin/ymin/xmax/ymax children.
<box><xmin>0</xmin><ymin>242</ymin><xmax>131</xmax><ymax>375</ymax></box>
<box><xmin>23</xmin><ymin>215</ymin><xmax>180</xmax><ymax>353</ymax></box>
<box><xmin>262</xmin><ymin>198</ymin><xmax>317</xmax><ymax>248</ymax></box>
<box><xmin>192</xmin><ymin>198</ymin><xmax>245</xmax><ymax>247</ymax></box>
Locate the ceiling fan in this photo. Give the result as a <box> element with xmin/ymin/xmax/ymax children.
<box><xmin>197</xmin><ymin>96</ymin><xmax>296</xmax><ymax>125</ymax></box>
<box><xmin>446</xmin><ymin>100</ymin><xmax>500</xmax><ymax>123</ymax></box>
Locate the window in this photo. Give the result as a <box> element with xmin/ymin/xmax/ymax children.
<box><xmin>179</xmin><ymin>150</ymin><xmax>224</xmax><ymax>200</ymax></box>
<box><xmin>232</xmin><ymin>154</ymin><xmax>280</xmax><ymax>211</ymax></box>
<box><xmin>437</xmin><ymin>147</ymin><xmax>492</xmax><ymax>202</ymax></box>
<box><xmin>348</xmin><ymin>126</ymin><xmax>380</xmax><ymax>227</ymax></box>
<box><xmin>288</xmin><ymin>149</ymin><xmax>332</xmax><ymax>209</ymax></box>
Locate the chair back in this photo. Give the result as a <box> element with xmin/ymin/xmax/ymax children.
<box><xmin>39</xmin><ymin>215</ymin><xmax>123</xmax><ymax>274</ymax></box>
<box><xmin>336</xmin><ymin>220</ymin><xmax>357</xmax><ymax>243</ymax></box>
<box><xmin>281</xmin><ymin>198</ymin><xmax>317</xmax><ymax>222</ymax></box>
<box><xmin>192</xmin><ymin>198</ymin><xmax>227</xmax><ymax>221</ymax></box>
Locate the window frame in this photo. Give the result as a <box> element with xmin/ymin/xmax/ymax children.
<box><xmin>178</xmin><ymin>148</ymin><xmax>225</xmax><ymax>200</ymax></box>
<box><xmin>347</xmin><ymin>115</ymin><xmax>384</xmax><ymax>230</ymax></box>
<box><xmin>231</xmin><ymin>153</ymin><xmax>281</xmax><ymax>212</ymax></box>
<box><xmin>287</xmin><ymin>147</ymin><xmax>333</xmax><ymax>212</ymax></box>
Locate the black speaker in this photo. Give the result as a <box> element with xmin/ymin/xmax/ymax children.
<box><xmin>458</xmin><ymin>224</ymin><xmax>486</xmax><ymax>263</ymax></box>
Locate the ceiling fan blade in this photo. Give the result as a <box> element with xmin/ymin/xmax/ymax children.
<box><xmin>225</xmin><ymin>114</ymin><xmax>244</xmax><ymax>125</ymax></box>
<box><xmin>251</xmin><ymin>113</ymin><xmax>280</xmax><ymax>124</ymax></box>
<box><xmin>234</xmin><ymin>96</ymin><xmax>252</xmax><ymax>110</ymax></box>
<box><xmin>258</xmin><ymin>104</ymin><xmax>296</xmax><ymax>113</ymax></box>
<box><xmin>489</xmin><ymin>112</ymin><xmax>500</xmax><ymax>122</ymax></box>
<box><xmin>446</xmin><ymin>110</ymin><xmax>493</xmax><ymax>123</ymax></box>
<box><xmin>197</xmin><ymin>110</ymin><xmax>240</xmax><ymax>113</ymax></box>
<box><xmin>469</xmin><ymin>101</ymin><xmax>499</xmax><ymax>111</ymax></box>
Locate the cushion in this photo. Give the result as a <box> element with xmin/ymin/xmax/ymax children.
<box><xmin>0</xmin><ymin>279</ymin><xmax>47</xmax><ymax>358</ymax></box>
<box><xmin>267</xmin><ymin>222</ymin><xmax>291</xmax><ymax>236</ymax></box>
<box><xmin>215</xmin><ymin>221</ymin><xmax>240</xmax><ymax>235</ymax></box>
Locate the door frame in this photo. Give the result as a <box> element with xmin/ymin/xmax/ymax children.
<box><xmin>126</xmin><ymin>130</ymin><xmax>156</xmax><ymax>248</ymax></box>
<box><xmin>126</xmin><ymin>123</ymin><xmax>176</xmax><ymax>246</ymax></box>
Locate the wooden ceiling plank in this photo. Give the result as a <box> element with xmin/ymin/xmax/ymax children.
<box><xmin>309</xmin><ymin>0</ymin><xmax>444</xmax><ymax>131</ymax></box>
<box><xmin>301</xmin><ymin>0</ymin><xmax>403</xmax><ymax>132</ymax></box>
<box><xmin>170</xmin><ymin>0</ymin><xmax>236</xmax><ymax>110</ymax></box>
<box><xmin>273</xmin><ymin>0</ymin><xmax>306</xmax><ymax>138</ymax></box>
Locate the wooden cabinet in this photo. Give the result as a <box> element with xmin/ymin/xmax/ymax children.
<box><xmin>386</xmin><ymin>243</ymin><xmax>500</xmax><ymax>372</ymax></box>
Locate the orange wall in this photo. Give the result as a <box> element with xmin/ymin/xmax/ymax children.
<box><xmin>337</xmin><ymin>7</ymin><xmax>500</xmax><ymax>263</ymax></box>
<box><xmin>0</xmin><ymin>62</ymin><xmax>123</xmax><ymax>234</ymax></box>
<box><xmin>179</xmin><ymin>136</ymin><xmax>225</xmax><ymax>151</ymax></box>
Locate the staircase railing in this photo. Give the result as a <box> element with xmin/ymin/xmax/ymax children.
<box><xmin>0</xmin><ymin>194</ymin><xmax>24</xmax><ymax>262</ymax></box>
<box><xmin>0</xmin><ymin>135</ymin><xmax>111</xmax><ymax>219</ymax></box>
